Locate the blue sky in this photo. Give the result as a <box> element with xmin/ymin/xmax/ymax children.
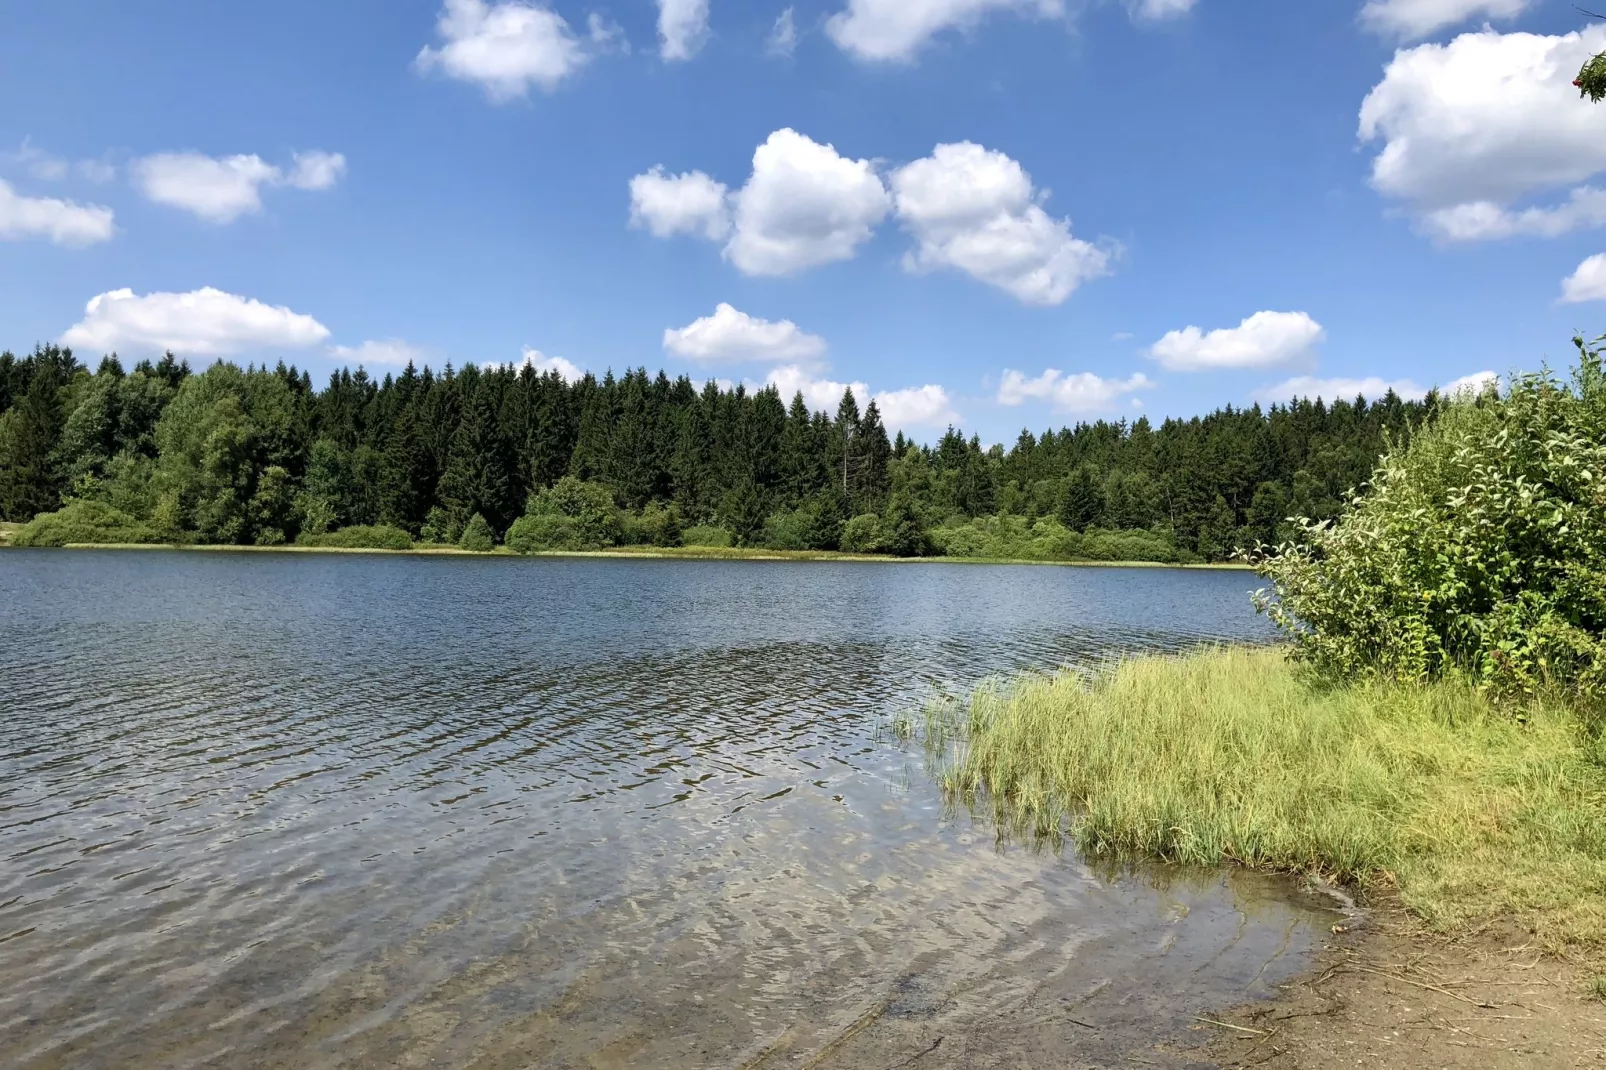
<box><xmin>3</xmin><ymin>0</ymin><xmax>1605</xmax><ymax>441</ymax></box>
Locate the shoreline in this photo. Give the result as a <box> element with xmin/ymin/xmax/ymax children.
<box><xmin>1203</xmin><ymin>894</ymin><xmax>1604</xmax><ymax>1068</ymax></box>
<box><xmin>0</xmin><ymin>536</ymin><xmax>1252</xmax><ymax>570</ymax></box>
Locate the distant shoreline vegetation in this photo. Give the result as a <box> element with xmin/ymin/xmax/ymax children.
<box><xmin>1</xmin><ymin>345</ymin><xmax>1438</xmax><ymax>561</ymax></box>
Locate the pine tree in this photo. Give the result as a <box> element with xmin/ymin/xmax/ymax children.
<box><xmin>1057</xmin><ymin>464</ymin><xmax>1106</xmax><ymax>532</ymax></box>
<box><xmin>438</xmin><ymin>379</ymin><xmax>516</xmax><ymax>531</ymax></box>
<box><xmin>0</xmin><ymin>364</ymin><xmax>66</xmax><ymax>520</ymax></box>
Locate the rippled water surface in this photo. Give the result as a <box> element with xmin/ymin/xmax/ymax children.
<box><xmin>0</xmin><ymin>551</ymin><xmax>1329</xmax><ymax>1068</ymax></box>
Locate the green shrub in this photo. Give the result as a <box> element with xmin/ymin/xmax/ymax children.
<box><xmin>1257</xmin><ymin>338</ymin><xmax>1606</xmax><ymax>704</ymax></box>
<box><xmin>840</xmin><ymin>513</ymin><xmax>886</xmax><ymax>554</ymax></box>
<box><xmin>515</xmin><ymin>477</ymin><xmax>619</xmax><ymax>549</ymax></box>
<box><xmin>931</xmin><ymin>515</ymin><xmax>1182</xmax><ymax>564</ymax></box>
<box><xmin>11</xmin><ymin>500</ymin><xmax>161</xmax><ymax>547</ymax></box>
<box><xmin>682</xmin><ymin>523</ymin><xmax>732</xmax><ymax>548</ymax></box>
<box><xmin>419</xmin><ymin>507</ymin><xmax>460</xmax><ymax>545</ymax></box>
<box><xmin>458</xmin><ymin>512</ymin><xmax>496</xmax><ymax>552</ymax></box>
<box><xmin>507</xmin><ymin>513</ymin><xmax>591</xmax><ymax>553</ymax></box>
<box><xmin>620</xmin><ymin>501</ymin><xmax>683</xmax><ymax>547</ymax></box>
<box><xmin>295</xmin><ymin>524</ymin><xmax>414</xmax><ymax>551</ymax></box>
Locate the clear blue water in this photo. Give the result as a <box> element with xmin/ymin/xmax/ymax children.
<box><xmin>0</xmin><ymin>551</ymin><xmax>1320</xmax><ymax>1068</ymax></box>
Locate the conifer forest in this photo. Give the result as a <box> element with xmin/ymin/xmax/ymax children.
<box><xmin>0</xmin><ymin>343</ymin><xmax>1439</xmax><ymax>561</ymax></box>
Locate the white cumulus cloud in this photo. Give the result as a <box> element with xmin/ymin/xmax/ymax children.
<box><xmin>875</xmin><ymin>384</ymin><xmax>960</xmax><ymax>429</ymax></box>
<box><xmin>1443</xmin><ymin>370</ymin><xmax>1499</xmax><ymax>395</ymax></box>
<box><xmin>891</xmin><ymin>141</ymin><xmax>1109</xmax><ymax>305</ymax></box>
<box><xmin>761</xmin><ymin>365</ymin><xmax>957</xmax><ymax>430</ymax></box>
<box><xmin>664</xmin><ymin>303</ymin><xmax>827</xmax><ymax>365</ymax></box>
<box><xmin>658</xmin><ymin>0</ymin><xmax>710</xmax><ymax>60</ymax></box>
<box><xmin>1561</xmin><ymin>253</ymin><xmax>1606</xmax><ymax>302</ymax></box>
<box><xmin>826</xmin><ymin>0</ymin><xmax>1062</xmax><ymax>63</ymax></box>
<box><xmin>629</xmin><ymin>166</ymin><xmax>731</xmax><ymax>240</ymax></box>
<box><xmin>1359</xmin><ymin>0</ymin><xmax>1532</xmax><ymax>41</ymax></box>
<box><xmin>330</xmin><ymin>339</ymin><xmax>428</xmax><ymax>367</ymax></box>
<box><xmin>513</xmin><ymin>347</ymin><xmax>584</xmax><ymax>380</ymax></box>
<box><xmin>130</xmin><ymin>151</ymin><xmax>345</xmax><ymax>223</ymax></box>
<box><xmin>726</xmin><ymin>129</ymin><xmax>891</xmax><ymax>275</ymax></box>
<box><xmin>1358</xmin><ymin>26</ymin><xmax>1606</xmax><ymax>241</ymax></box>
<box><xmin>0</xmin><ymin>179</ymin><xmax>115</xmax><ymax>246</ymax></box>
<box><xmin>997</xmin><ymin>368</ymin><xmax>1153</xmax><ymax>412</ymax></box>
<box><xmin>415</xmin><ymin>0</ymin><xmax>588</xmax><ymax>100</ymax></box>
<box><xmin>62</xmin><ymin>287</ymin><xmax>330</xmax><ymax>357</ymax></box>
<box><xmin>1150</xmin><ymin>311</ymin><xmax>1324</xmax><ymax>371</ymax></box>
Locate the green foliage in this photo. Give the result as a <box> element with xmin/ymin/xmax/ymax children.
<box><xmin>295</xmin><ymin>524</ymin><xmax>415</xmax><ymax>551</ymax></box>
<box><xmin>1578</xmin><ymin>50</ymin><xmax>1606</xmax><ymax>103</ymax></box>
<box><xmin>0</xmin><ymin>345</ymin><xmax>1434</xmax><ymax>562</ymax></box>
<box><xmin>419</xmin><ymin>506</ymin><xmax>460</xmax><ymax>546</ymax></box>
<box><xmin>681</xmin><ymin>523</ymin><xmax>732</xmax><ymax>548</ymax></box>
<box><xmin>880</xmin><ymin>491</ymin><xmax>931</xmax><ymax>557</ymax></box>
<box><xmin>11</xmin><ymin>500</ymin><xmax>160</xmax><ymax>547</ymax></box>
<box><xmin>458</xmin><ymin>512</ymin><xmax>496</xmax><ymax>552</ymax></box>
<box><xmin>909</xmin><ymin>647</ymin><xmax>1606</xmax><ymax>955</ymax></box>
<box><xmin>511</xmin><ymin>475</ymin><xmax>620</xmax><ymax>551</ymax></box>
<box><xmin>839</xmin><ymin>513</ymin><xmax>886</xmax><ymax>554</ymax></box>
<box><xmin>1257</xmin><ymin>340</ymin><xmax>1606</xmax><ymax>705</ymax></box>
<box><xmin>932</xmin><ymin>514</ymin><xmax>1186</xmax><ymax>564</ymax></box>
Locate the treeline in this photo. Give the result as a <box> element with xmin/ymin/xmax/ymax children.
<box><xmin>0</xmin><ymin>343</ymin><xmax>1439</xmax><ymax>560</ymax></box>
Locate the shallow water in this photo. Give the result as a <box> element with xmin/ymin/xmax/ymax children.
<box><xmin>0</xmin><ymin>551</ymin><xmax>1328</xmax><ymax>1068</ymax></box>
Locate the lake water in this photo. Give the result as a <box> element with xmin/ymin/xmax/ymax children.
<box><xmin>0</xmin><ymin>551</ymin><xmax>1329</xmax><ymax>1068</ymax></box>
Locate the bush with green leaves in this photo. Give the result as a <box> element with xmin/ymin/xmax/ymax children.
<box><xmin>681</xmin><ymin>523</ymin><xmax>732</xmax><ymax>548</ymax></box>
<box><xmin>295</xmin><ymin>524</ymin><xmax>414</xmax><ymax>551</ymax></box>
<box><xmin>458</xmin><ymin>512</ymin><xmax>496</xmax><ymax>552</ymax></box>
<box><xmin>839</xmin><ymin>513</ymin><xmax>886</xmax><ymax>554</ymax></box>
<box><xmin>1256</xmin><ymin>339</ymin><xmax>1606</xmax><ymax>704</ymax></box>
<box><xmin>10</xmin><ymin>500</ymin><xmax>161</xmax><ymax>547</ymax></box>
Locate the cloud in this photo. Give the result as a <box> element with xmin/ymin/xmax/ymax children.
<box><xmin>62</xmin><ymin>287</ymin><xmax>330</xmax><ymax>357</ymax></box>
<box><xmin>764</xmin><ymin>364</ymin><xmax>869</xmax><ymax>411</ymax></box>
<box><xmin>1127</xmin><ymin>0</ymin><xmax>1195</xmax><ymax>20</ymax></box>
<box><xmin>130</xmin><ymin>151</ymin><xmax>344</xmax><ymax>223</ymax></box>
<box><xmin>875</xmin><ymin>384</ymin><xmax>960</xmax><ymax>429</ymax></box>
<box><xmin>768</xmin><ymin>7</ymin><xmax>798</xmax><ymax>57</ymax></box>
<box><xmin>825</xmin><ymin>0</ymin><xmax>1062</xmax><ymax>63</ymax></box>
<box><xmin>890</xmin><ymin>141</ymin><xmax>1109</xmax><ymax>305</ymax></box>
<box><xmin>517</xmin><ymin>346</ymin><xmax>584</xmax><ymax>380</ymax></box>
<box><xmin>587</xmin><ymin>13</ymin><xmax>629</xmax><ymax>51</ymax></box>
<box><xmin>663</xmin><ymin>303</ymin><xmax>827</xmax><ymax>364</ymax></box>
<box><xmin>761</xmin><ymin>364</ymin><xmax>956</xmax><ymax>429</ymax></box>
<box><xmin>1359</xmin><ymin>27</ymin><xmax>1606</xmax><ymax>241</ymax></box>
<box><xmin>0</xmin><ymin>179</ymin><xmax>115</xmax><ymax>246</ymax></box>
<box><xmin>997</xmin><ymin>368</ymin><xmax>1153</xmax><ymax>412</ymax></box>
<box><xmin>629</xmin><ymin>166</ymin><xmax>731</xmax><ymax>240</ymax></box>
<box><xmin>1443</xmin><ymin>370</ymin><xmax>1499</xmax><ymax>395</ymax></box>
<box><xmin>726</xmin><ymin>129</ymin><xmax>891</xmax><ymax>275</ymax></box>
<box><xmin>1421</xmin><ymin>186</ymin><xmax>1606</xmax><ymax>241</ymax></box>
<box><xmin>1561</xmin><ymin>253</ymin><xmax>1606</xmax><ymax>302</ymax></box>
<box><xmin>1359</xmin><ymin>0</ymin><xmax>1532</xmax><ymax>41</ymax></box>
<box><xmin>330</xmin><ymin>339</ymin><xmax>427</xmax><ymax>367</ymax></box>
<box><xmin>1253</xmin><ymin>375</ymin><xmax>1427</xmax><ymax>403</ymax></box>
<box><xmin>415</xmin><ymin>0</ymin><xmax>588</xmax><ymax>100</ymax></box>
<box><xmin>287</xmin><ymin>151</ymin><xmax>347</xmax><ymax>191</ymax></box>
<box><xmin>658</xmin><ymin>0</ymin><xmax>710</xmax><ymax>60</ymax></box>
<box><xmin>1150</xmin><ymin>311</ymin><xmax>1324</xmax><ymax>371</ymax></box>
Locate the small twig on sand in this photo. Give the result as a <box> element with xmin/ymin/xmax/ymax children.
<box><xmin>1195</xmin><ymin>1016</ymin><xmax>1269</xmax><ymax>1036</ymax></box>
<box><xmin>883</xmin><ymin>1036</ymin><xmax>943</xmax><ymax>1069</ymax></box>
<box><xmin>1341</xmin><ymin>965</ymin><xmax>1499</xmax><ymax>1008</ymax></box>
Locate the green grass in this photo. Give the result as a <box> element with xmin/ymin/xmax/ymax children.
<box><xmin>907</xmin><ymin>646</ymin><xmax>1606</xmax><ymax>960</ymax></box>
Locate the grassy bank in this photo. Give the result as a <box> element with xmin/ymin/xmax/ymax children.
<box><xmin>907</xmin><ymin>646</ymin><xmax>1606</xmax><ymax>961</ymax></box>
<box><xmin>0</xmin><ymin>536</ymin><xmax>1250</xmax><ymax>569</ymax></box>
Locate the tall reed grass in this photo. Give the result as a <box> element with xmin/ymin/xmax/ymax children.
<box><xmin>909</xmin><ymin>646</ymin><xmax>1606</xmax><ymax>955</ymax></box>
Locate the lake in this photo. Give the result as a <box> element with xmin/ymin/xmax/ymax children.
<box><xmin>0</xmin><ymin>551</ymin><xmax>1329</xmax><ymax>1068</ymax></box>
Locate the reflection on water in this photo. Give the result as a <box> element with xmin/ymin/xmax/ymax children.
<box><xmin>0</xmin><ymin>551</ymin><xmax>1321</xmax><ymax>1068</ymax></box>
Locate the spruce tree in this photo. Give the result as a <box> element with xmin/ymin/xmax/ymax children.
<box><xmin>0</xmin><ymin>365</ymin><xmax>66</xmax><ymax>520</ymax></box>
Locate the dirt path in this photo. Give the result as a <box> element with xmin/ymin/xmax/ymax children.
<box><xmin>1205</xmin><ymin>898</ymin><xmax>1606</xmax><ymax>1069</ymax></box>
